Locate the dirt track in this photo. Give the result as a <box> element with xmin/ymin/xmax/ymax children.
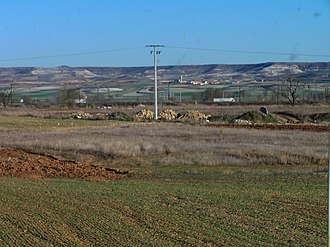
<box><xmin>206</xmin><ymin>123</ymin><xmax>328</xmax><ymax>132</ymax></box>
<box><xmin>0</xmin><ymin>149</ymin><xmax>127</xmax><ymax>181</ymax></box>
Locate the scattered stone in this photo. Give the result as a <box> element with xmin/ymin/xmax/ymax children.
<box><xmin>71</xmin><ymin>112</ymin><xmax>93</xmax><ymax>119</ymax></box>
<box><xmin>234</xmin><ymin>119</ymin><xmax>252</xmax><ymax>125</ymax></box>
<box><xmin>177</xmin><ymin>110</ymin><xmax>211</xmax><ymax>122</ymax></box>
<box><xmin>71</xmin><ymin>112</ymin><xmax>106</xmax><ymax>120</ymax></box>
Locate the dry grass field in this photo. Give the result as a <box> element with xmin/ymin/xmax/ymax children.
<box><xmin>0</xmin><ymin>104</ymin><xmax>328</xmax><ymax>245</ymax></box>
<box><xmin>0</xmin><ymin>118</ymin><xmax>327</xmax><ymax>168</ymax></box>
<box><xmin>0</xmin><ymin>103</ymin><xmax>327</xmax><ymax>118</ymax></box>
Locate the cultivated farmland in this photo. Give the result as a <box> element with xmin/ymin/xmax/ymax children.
<box><xmin>0</xmin><ymin>104</ymin><xmax>328</xmax><ymax>246</ymax></box>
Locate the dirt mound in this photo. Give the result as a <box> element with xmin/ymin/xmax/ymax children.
<box><xmin>206</xmin><ymin>123</ymin><xmax>328</xmax><ymax>132</ymax></box>
<box><xmin>236</xmin><ymin>110</ymin><xmax>278</xmax><ymax>123</ymax></box>
<box><xmin>308</xmin><ymin>113</ymin><xmax>329</xmax><ymax>123</ymax></box>
<box><xmin>0</xmin><ymin>149</ymin><xmax>127</xmax><ymax>181</ymax></box>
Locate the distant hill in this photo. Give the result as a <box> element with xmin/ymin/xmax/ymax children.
<box><xmin>0</xmin><ymin>62</ymin><xmax>329</xmax><ymax>88</ymax></box>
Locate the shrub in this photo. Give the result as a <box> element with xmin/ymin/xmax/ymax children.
<box><xmin>107</xmin><ymin>112</ymin><xmax>133</xmax><ymax>121</ymax></box>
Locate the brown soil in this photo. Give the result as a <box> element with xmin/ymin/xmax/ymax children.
<box><xmin>206</xmin><ymin>123</ymin><xmax>328</xmax><ymax>132</ymax></box>
<box><xmin>0</xmin><ymin>148</ymin><xmax>128</xmax><ymax>181</ymax></box>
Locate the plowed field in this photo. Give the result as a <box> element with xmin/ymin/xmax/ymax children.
<box><xmin>0</xmin><ymin>148</ymin><xmax>127</xmax><ymax>181</ymax></box>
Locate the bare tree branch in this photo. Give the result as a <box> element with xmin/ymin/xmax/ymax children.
<box><xmin>280</xmin><ymin>76</ymin><xmax>304</xmax><ymax>106</ymax></box>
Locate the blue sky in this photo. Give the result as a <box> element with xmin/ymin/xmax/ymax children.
<box><xmin>0</xmin><ymin>0</ymin><xmax>329</xmax><ymax>67</ymax></box>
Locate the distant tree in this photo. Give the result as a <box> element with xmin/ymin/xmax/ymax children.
<box><xmin>0</xmin><ymin>88</ymin><xmax>14</xmax><ymax>108</ymax></box>
<box><xmin>192</xmin><ymin>92</ymin><xmax>203</xmax><ymax>102</ymax></box>
<box><xmin>202</xmin><ymin>88</ymin><xmax>224</xmax><ymax>102</ymax></box>
<box><xmin>204</xmin><ymin>88</ymin><xmax>215</xmax><ymax>101</ymax></box>
<box><xmin>214</xmin><ymin>88</ymin><xmax>224</xmax><ymax>98</ymax></box>
<box><xmin>271</xmin><ymin>85</ymin><xmax>281</xmax><ymax>104</ymax></box>
<box><xmin>325</xmin><ymin>87</ymin><xmax>330</xmax><ymax>103</ymax></box>
<box><xmin>57</xmin><ymin>88</ymin><xmax>80</xmax><ymax>107</ymax></box>
<box><xmin>280</xmin><ymin>76</ymin><xmax>305</xmax><ymax>106</ymax></box>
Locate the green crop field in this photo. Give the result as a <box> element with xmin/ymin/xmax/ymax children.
<box><xmin>7</xmin><ymin>79</ymin><xmax>328</xmax><ymax>106</ymax></box>
<box><xmin>0</xmin><ymin>168</ymin><xmax>326</xmax><ymax>246</ymax></box>
<box><xmin>0</xmin><ymin>110</ymin><xmax>327</xmax><ymax>246</ymax></box>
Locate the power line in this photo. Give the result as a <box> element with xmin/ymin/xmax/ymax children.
<box><xmin>166</xmin><ymin>45</ymin><xmax>330</xmax><ymax>58</ymax></box>
<box><xmin>0</xmin><ymin>46</ymin><xmax>145</xmax><ymax>62</ymax></box>
<box><xmin>0</xmin><ymin>44</ymin><xmax>328</xmax><ymax>64</ymax></box>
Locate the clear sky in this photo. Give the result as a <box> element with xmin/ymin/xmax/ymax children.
<box><xmin>0</xmin><ymin>0</ymin><xmax>329</xmax><ymax>67</ymax></box>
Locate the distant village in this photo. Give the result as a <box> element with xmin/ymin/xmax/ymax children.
<box><xmin>172</xmin><ymin>75</ymin><xmax>210</xmax><ymax>85</ymax></box>
<box><xmin>171</xmin><ymin>75</ymin><xmax>262</xmax><ymax>85</ymax></box>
